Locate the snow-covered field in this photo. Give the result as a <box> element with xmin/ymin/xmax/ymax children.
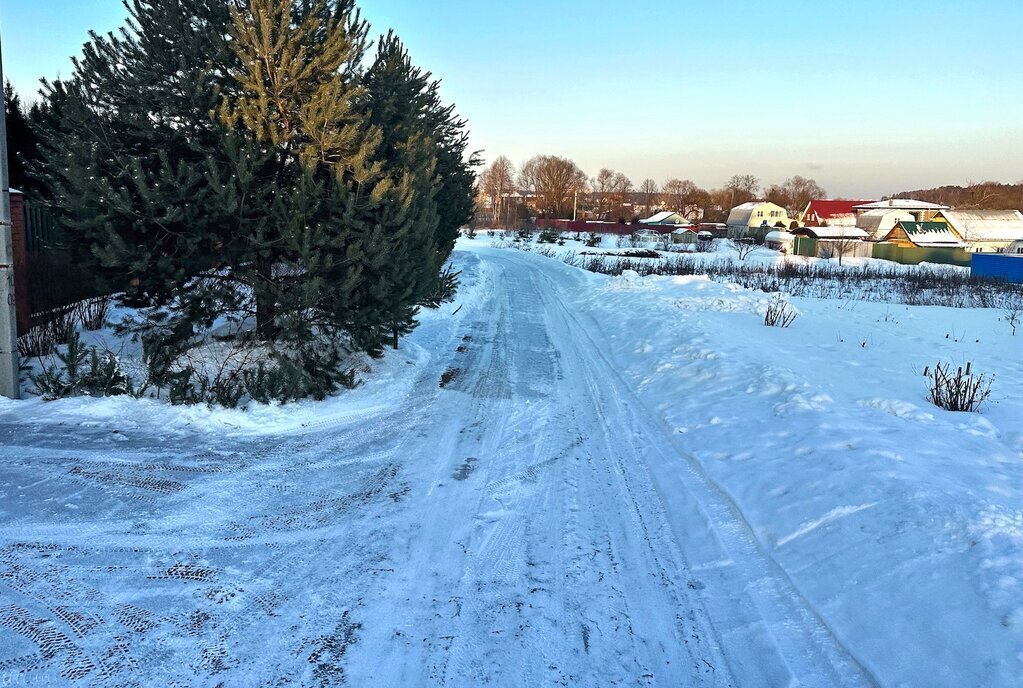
<box><xmin>1</xmin><ymin>240</ymin><xmax>1021</xmax><ymax>686</ymax></box>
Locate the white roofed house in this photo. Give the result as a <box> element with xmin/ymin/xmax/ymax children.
<box><xmin>855</xmin><ymin>209</ymin><xmax>916</xmax><ymax>241</ymax></box>
<box><xmin>726</xmin><ymin>202</ymin><xmax>793</xmax><ymax>240</ymax></box>
<box><xmin>934</xmin><ymin>209</ymin><xmax>1023</xmax><ymax>253</ymax></box>
<box><xmin>792</xmin><ymin>226</ymin><xmax>870</xmax><ymax>260</ymax></box>
<box><xmin>641</xmin><ymin>211</ymin><xmax>689</xmax><ymax>226</ymax></box>
<box><xmin>854</xmin><ymin>199</ymin><xmax>948</xmax><ymax>224</ymax></box>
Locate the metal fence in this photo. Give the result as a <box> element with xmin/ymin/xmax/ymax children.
<box><xmin>972</xmin><ymin>253</ymin><xmax>1023</xmax><ymax>284</ymax></box>
<box><xmin>24</xmin><ymin>200</ymin><xmax>65</xmax><ymax>252</ymax></box>
<box><xmin>13</xmin><ymin>197</ymin><xmax>108</xmax><ymax>334</ymax></box>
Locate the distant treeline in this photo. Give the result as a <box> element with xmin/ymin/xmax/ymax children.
<box><xmin>889</xmin><ymin>183</ymin><xmax>1023</xmax><ymax>210</ymax></box>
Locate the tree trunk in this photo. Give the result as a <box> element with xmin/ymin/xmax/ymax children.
<box><xmin>256</xmin><ymin>257</ymin><xmax>276</xmax><ymax>340</ymax></box>
<box><xmin>392</xmin><ymin>322</ymin><xmax>400</xmax><ymax>350</ymax></box>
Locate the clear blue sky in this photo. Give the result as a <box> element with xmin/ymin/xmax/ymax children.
<box><xmin>2</xmin><ymin>0</ymin><xmax>1021</xmax><ymax>198</ymax></box>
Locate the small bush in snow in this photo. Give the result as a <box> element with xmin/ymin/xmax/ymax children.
<box><xmin>584</xmin><ymin>232</ymin><xmax>600</xmax><ymax>248</ymax></box>
<box><xmin>763</xmin><ymin>294</ymin><xmax>798</xmax><ymax>328</ymax></box>
<box><xmin>924</xmin><ymin>361</ymin><xmax>993</xmax><ymax>413</ymax></box>
<box><xmin>731</xmin><ymin>237</ymin><xmax>756</xmax><ymax>261</ymax></box>
<box><xmin>77</xmin><ymin>296</ymin><xmax>113</xmax><ymax>331</ymax></box>
<box><xmin>17</xmin><ymin>309</ymin><xmax>78</xmax><ymax>358</ymax></box>
<box><xmin>1005</xmin><ymin>304</ymin><xmax>1022</xmax><ymax>336</ymax></box>
<box><xmin>538</xmin><ymin>228</ymin><xmax>559</xmax><ymax>244</ymax></box>
<box><xmin>32</xmin><ymin>330</ymin><xmax>131</xmax><ymax>400</ymax></box>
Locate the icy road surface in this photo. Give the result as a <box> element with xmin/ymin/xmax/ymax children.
<box><xmin>3</xmin><ymin>249</ymin><xmax>881</xmax><ymax>686</ymax></box>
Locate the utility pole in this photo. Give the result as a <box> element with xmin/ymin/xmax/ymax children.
<box><xmin>0</xmin><ymin>32</ymin><xmax>21</xmax><ymax>399</ymax></box>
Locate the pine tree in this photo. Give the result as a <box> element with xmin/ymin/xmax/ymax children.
<box><xmin>362</xmin><ymin>33</ymin><xmax>441</xmax><ymax>350</ymax></box>
<box><xmin>34</xmin><ymin>0</ymin><xmax>478</xmax><ymax>399</ymax></box>
<box><xmin>217</xmin><ymin>0</ymin><xmax>411</xmax><ymax>351</ymax></box>
<box><xmin>36</xmin><ymin>0</ymin><xmax>236</xmax><ymax>305</ymax></box>
<box><xmin>3</xmin><ymin>82</ymin><xmax>42</xmax><ymax>193</ymax></box>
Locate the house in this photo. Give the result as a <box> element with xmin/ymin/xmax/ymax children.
<box><xmin>880</xmin><ymin>221</ymin><xmax>967</xmax><ymax>248</ymax></box>
<box><xmin>933</xmin><ymin>209</ymin><xmax>1023</xmax><ymax>253</ymax></box>
<box><xmin>792</xmin><ymin>226</ymin><xmax>870</xmax><ymax>259</ymax></box>
<box><xmin>856</xmin><ymin>209</ymin><xmax>916</xmax><ymax>241</ymax></box>
<box><xmin>854</xmin><ymin>199</ymin><xmax>949</xmax><ymax>223</ymax></box>
<box><xmin>793</xmin><ymin>226</ymin><xmax>869</xmax><ymax>241</ymax></box>
<box><xmin>641</xmin><ymin>210</ymin><xmax>688</xmax><ymax>226</ymax></box>
<box><xmin>800</xmin><ymin>199</ymin><xmax>874</xmax><ymax>227</ymax></box>
<box><xmin>670</xmin><ymin>227</ymin><xmax>702</xmax><ymax>245</ymax></box>
<box><xmin>726</xmin><ymin>202</ymin><xmax>793</xmax><ymax>239</ymax></box>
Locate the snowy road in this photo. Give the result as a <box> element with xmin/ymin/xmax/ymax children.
<box><xmin>2</xmin><ymin>248</ymin><xmax>880</xmax><ymax>686</ymax></box>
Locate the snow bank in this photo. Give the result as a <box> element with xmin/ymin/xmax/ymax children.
<box><xmin>1</xmin><ymin>252</ymin><xmax>492</xmax><ymax>438</ymax></box>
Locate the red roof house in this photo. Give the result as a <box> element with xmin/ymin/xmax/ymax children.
<box><xmin>800</xmin><ymin>199</ymin><xmax>875</xmax><ymax>227</ymax></box>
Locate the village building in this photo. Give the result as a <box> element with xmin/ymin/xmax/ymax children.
<box><xmin>800</xmin><ymin>199</ymin><xmax>874</xmax><ymax>227</ymax></box>
<box><xmin>855</xmin><ymin>209</ymin><xmax>917</xmax><ymax>241</ymax></box>
<box><xmin>640</xmin><ymin>210</ymin><xmax>689</xmax><ymax>226</ymax></box>
<box><xmin>793</xmin><ymin>226</ymin><xmax>869</xmax><ymax>241</ymax></box>
<box><xmin>933</xmin><ymin>209</ymin><xmax>1023</xmax><ymax>253</ymax></box>
<box><xmin>854</xmin><ymin>199</ymin><xmax>949</xmax><ymax>223</ymax></box>
<box><xmin>726</xmin><ymin>201</ymin><xmax>794</xmax><ymax>239</ymax></box>
<box><xmin>880</xmin><ymin>221</ymin><xmax>967</xmax><ymax>248</ymax></box>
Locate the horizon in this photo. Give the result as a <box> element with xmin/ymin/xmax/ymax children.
<box><xmin>2</xmin><ymin>0</ymin><xmax>1021</xmax><ymax>198</ymax></box>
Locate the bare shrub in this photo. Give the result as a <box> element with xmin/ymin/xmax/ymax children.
<box><xmin>17</xmin><ymin>309</ymin><xmax>78</xmax><ymax>358</ymax></box>
<box><xmin>1005</xmin><ymin>304</ymin><xmax>1022</xmax><ymax>336</ymax></box>
<box><xmin>924</xmin><ymin>361</ymin><xmax>993</xmax><ymax>412</ymax></box>
<box><xmin>78</xmin><ymin>296</ymin><xmax>113</xmax><ymax>331</ymax></box>
<box><xmin>763</xmin><ymin>294</ymin><xmax>798</xmax><ymax>328</ymax></box>
<box><xmin>731</xmin><ymin>237</ymin><xmax>756</xmax><ymax>261</ymax></box>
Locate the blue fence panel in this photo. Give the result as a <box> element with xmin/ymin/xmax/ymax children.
<box><xmin>971</xmin><ymin>253</ymin><xmax>1023</xmax><ymax>284</ymax></box>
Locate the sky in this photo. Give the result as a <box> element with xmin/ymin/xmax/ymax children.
<box><xmin>1</xmin><ymin>0</ymin><xmax>1021</xmax><ymax>198</ymax></box>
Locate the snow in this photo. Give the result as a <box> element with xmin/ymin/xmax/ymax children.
<box><xmin>940</xmin><ymin>210</ymin><xmax>1023</xmax><ymax>243</ymax></box>
<box><xmin>855</xmin><ymin>199</ymin><xmax>950</xmax><ymax>211</ymax></box>
<box><xmin>1</xmin><ymin>239</ymin><xmax>1022</xmax><ymax>686</ymax></box>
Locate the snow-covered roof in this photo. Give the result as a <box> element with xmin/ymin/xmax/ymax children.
<box><xmin>641</xmin><ymin>211</ymin><xmax>683</xmax><ymax>224</ymax></box>
<box><xmin>670</xmin><ymin>226</ymin><xmax>697</xmax><ymax>234</ymax></box>
<box><xmin>797</xmin><ymin>226</ymin><xmax>868</xmax><ymax>240</ymax></box>
<box><xmin>855</xmin><ymin>199</ymin><xmax>949</xmax><ymax>211</ymax></box>
<box><xmin>856</xmin><ymin>209</ymin><xmax>916</xmax><ymax>239</ymax></box>
<box><xmin>765</xmin><ymin>231</ymin><xmax>795</xmax><ymax>242</ymax></box>
<box><xmin>642</xmin><ymin>210</ymin><xmax>675</xmax><ymax>223</ymax></box>
<box><xmin>938</xmin><ymin>210</ymin><xmax>1023</xmax><ymax>243</ymax></box>
<box><xmin>726</xmin><ymin>202</ymin><xmax>788</xmax><ymax>226</ymax></box>
<box><xmin>887</xmin><ymin>222</ymin><xmax>966</xmax><ymax>247</ymax></box>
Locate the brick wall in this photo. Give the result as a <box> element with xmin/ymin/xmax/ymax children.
<box><xmin>9</xmin><ymin>192</ymin><xmax>31</xmax><ymax>335</ymax></box>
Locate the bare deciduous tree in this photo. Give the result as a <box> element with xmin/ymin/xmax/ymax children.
<box><xmin>519</xmin><ymin>155</ymin><xmax>588</xmax><ymax>219</ymax></box>
<box><xmin>480</xmin><ymin>155</ymin><xmax>516</xmax><ymax>227</ymax></box>
<box><xmin>725</xmin><ymin>174</ymin><xmax>760</xmax><ymax>207</ymax></box>
<box><xmin>780</xmin><ymin>176</ymin><xmax>826</xmax><ymax>216</ymax></box>
<box><xmin>826</xmin><ymin>235</ymin><xmax>861</xmax><ymax>266</ymax></box>
<box><xmin>639</xmin><ymin>178</ymin><xmax>659</xmax><ymax>210</ymax></box>
<box><xmin>661</xmin><ymin>178</ymin><xmax>708</xmax><ymax>221</ymax></box>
